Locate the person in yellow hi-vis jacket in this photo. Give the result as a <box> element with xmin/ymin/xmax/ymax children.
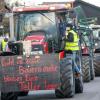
<box><xmin>64</xmin><ymin>23</ymin><xmax>80</xmax><ymax>74</ymax></box>
<box><xmin>1</xmin><ymin>36</ymin><xmax>9</xmax><ymax>52</ymax></box>
<box><xmin>64</xmin><ymin>24</ymin><xmax>79</xmax><ymax>51</ymax></box>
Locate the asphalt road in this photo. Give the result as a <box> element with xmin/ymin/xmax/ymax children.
<box><xmin>19</xmin><ymin>77</ymin><xmax>100</xmax><ymax>100</ymax></box>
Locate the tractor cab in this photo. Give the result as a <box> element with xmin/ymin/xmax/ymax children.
<box><xmin>9</xmin><ymin>3</ymin><xmax>74</xmax><ymax>55</ymax></box>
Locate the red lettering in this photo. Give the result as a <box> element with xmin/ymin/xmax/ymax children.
<box><xmin>1</xmin><ymin>57</ymin><xmax>14</xmax><ymax>67</ymax></box>
<box><xmin>33</xmin><ymin>85</ymin><xmax>40</xmax><ymax>90</ymax></box>
<box><xmin>18</xmin><ymin>66</ymin><xmax>42</xmax><ymax>74</ymax></box>
<box><xmin>3</xmin><ymin>76</ymin><xmax>22</xmax><ymax>82</ymax></box>
<box><xmin>19</xmin><ymin>66</ymin><xmax>57</xmax><ymax>74</ymax></box>
<box><xmin>19</xmin><ymin>82</ymin><xmax>29</xmax><ymax>91</ymax></box>
<box><xmin>25</xmin><ymin>75</ymin><xmax>38</xmax><ymax>81</ymax></box>
<box><xmin>17</xmin><ymin>59</ymin><xmax>23</xmax><ymax>64</ymax></box>
<box><xmin>19</xmin><ymin>81</ymin><xmax>40</xmax><ymax>91</ymax></box>
<box><xmin>19</xmin><ymin>66</ymin><xmax>25</xmax><ymax>74</ymax></box>
<box><xmin>45</xmin><ymin>84</ymin><xmax>59</xmax><ymax>90</ymax></box>
<box><xmin>43</xmin><ymin>66</ymin><xmax>57</xmax><ymax>72</ymax></box>
<box><xmin>25</xmin><ymin>57</ymin><xmax>38</xmax><ymax>65</ymax></box>
<box><xmin>44</xmin><ymin>80</ymin><xmax>47</xmax><ymax>89</ymax></box>
<box><xmin>25</xmin><ymin>58</ymin><xmax>30</xmax><ymax>64</ymax></box>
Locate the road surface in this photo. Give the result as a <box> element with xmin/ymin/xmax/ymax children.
<box><xmin>19</xmin><ymin>77</ymin><xmax>100</xmax><ymax>100</ymax></box>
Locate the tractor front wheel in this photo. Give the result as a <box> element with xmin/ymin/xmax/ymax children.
<box><xmin>55</xmin><ymin>55</ymin><xmax>75</xmax><ymax>98</ymax></box>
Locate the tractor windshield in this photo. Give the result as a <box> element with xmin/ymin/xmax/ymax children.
<box><xmin>15</xmin><ymin>12</ymin><xmax>57</xmax><ymax>40</ymax></box>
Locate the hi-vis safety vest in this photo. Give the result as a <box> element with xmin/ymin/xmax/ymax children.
<box><xmin>65</xmin><ymin>30</ymin><xmax>79</xmax><ymax>51</ymax></box>
<box><xmin>1</xmin><ymin>39</ymin><xmax>8</xmax><ymax>52</ymax></box>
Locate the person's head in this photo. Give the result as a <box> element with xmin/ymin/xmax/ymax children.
<box><xmin>4</xmin><ymin>36</ymin><xmax>8</xmax><ymax>42</ymax></box>
<box><xmin>66</xmin><ymin>24</ymin><xmax>73</xmax><ymax>31</ymax></box>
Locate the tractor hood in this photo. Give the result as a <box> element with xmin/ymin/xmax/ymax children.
<box><xmin>24</xmin><ymin>35</ymin><xmax>45</xmax><ymax>42</ymax></box>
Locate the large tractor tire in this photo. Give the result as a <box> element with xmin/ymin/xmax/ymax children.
<box><xmin>1</xmin><ymin>92</ymin><xmax>18</xmax><ymax>100</ymax></box>
<box><xmin>82</xmin><ymin>56</ymin><xmax>91</xmax><ymax>82</ymax></box>
<box><xmin>94</xmin><ymin>54</ymin><xmax>100</xmax><ymax>76</ymax></box>
<box><xmin>55</xmin><ymin>55</ymin><xmax>75</xmax><ymax>98</ymax></box>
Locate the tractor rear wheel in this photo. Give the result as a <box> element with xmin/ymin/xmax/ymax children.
<box><xmin>55</xmin><ymin>55</ymin><xmax>75</xmax><ymax>98</ymax></box>
<box><xmin>82</xmin><ymin>56</ymin><xmax>91</xmax><ymax>82</ymax></box>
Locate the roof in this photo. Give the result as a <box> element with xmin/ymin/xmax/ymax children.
<box><xmin>74</xmin><ymin>0</ymin><xmax>100</xmax><ymax>24</ymax></box>
<box><xmin>12</xmin><ymin>4</ymin><xmax>72</xmax><ymax>12</ymax></box>
<box><xmin>75</xmin><ymin>0</ymin><xmax>100</xmax><ymax>11</ymax></box>
<box><xmin>42</xmin><ymin>0</ymin><xmax>100</xmax><ymax>24</ymax></box>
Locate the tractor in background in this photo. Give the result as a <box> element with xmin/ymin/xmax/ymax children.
<box><xmin>73</xmin><ymin>6</ymin><xmax>96</xmax><ymax>82</ymax></box>
<box><xmin>91</xmin><ymin>25</ymin><xmax>100</xmax><ymax>76</ymax></box>
<box><xmin>78</xmin><ymin>26</ymin><xmax>95</xmax><ymax>82</ymax></box>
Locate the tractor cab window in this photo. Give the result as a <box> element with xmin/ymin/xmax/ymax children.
<box><xmin>16</xmin><ymin>12</ymin><xmax>57</xmax><ymax>41</ymax></box>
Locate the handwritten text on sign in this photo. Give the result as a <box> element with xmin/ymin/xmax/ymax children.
<box><xmin>0</xmin><ymin>54</ymin><xmax>60</xmax><ymax>92</ymax></box>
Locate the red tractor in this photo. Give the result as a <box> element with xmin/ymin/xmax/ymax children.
<box><xmin>1</xmin><ymin>3</ymin><xmax>83</xmax><ymax>100</ymax></box>
<box><xmin>24</xmin><ymin>30</ymin><xmax>49</xmax><ymax>54</ymax></box>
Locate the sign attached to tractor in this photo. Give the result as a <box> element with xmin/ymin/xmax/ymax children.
<box><xmin>0</xmin><ymin>54</ymin><xmax>60</xmax><ymax>92</ymax></box>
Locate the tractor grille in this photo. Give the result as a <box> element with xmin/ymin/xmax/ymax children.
<box><xmin>32</xmin><ymin>45</ymin><xmax>43</xmax><ymax>51</ymax></box>
<box><xmin>31</xmin><ymin>45</ymin><xmax>44</xmax><ymax>55</ymax></box>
